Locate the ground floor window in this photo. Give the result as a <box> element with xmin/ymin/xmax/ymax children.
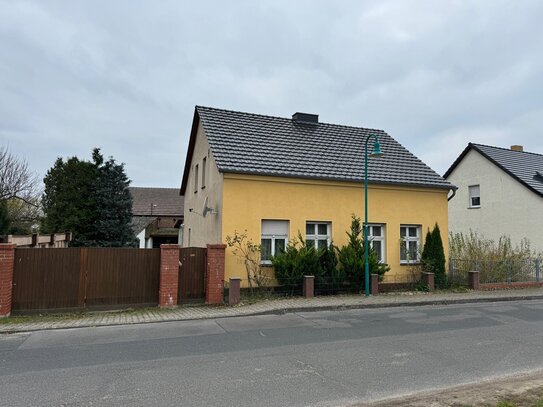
<box><xmin>367</xmin><ymin>224</ymin><xmax>385</xmax><ymax>262</ymax></box>
<box><xmin>261</xmin><ymin>220</ymin><xmax>288</xmax><ymax>264</ymax></box>
<box><xmin>306</xmin><ymin>222</ymin><xmax>331</xmax><ymax>249</ymax></box>
<box><xmin>400</xmin><ymin>225</ymin><xmax>421</xmax><ymax>263</ymax></box>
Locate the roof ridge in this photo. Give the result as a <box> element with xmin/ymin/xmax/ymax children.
<box><xmin>472</xmin><ymin>143</ymin><xmax>543</xmax><ymax>158</ymax></box>
<box><xmin>196</xmin><ymin>105</ymin><xmax>386</xmax><ymax>133</ymax></box>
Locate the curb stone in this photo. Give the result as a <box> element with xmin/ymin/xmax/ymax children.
<box><xmin>2</xmin><ymin>293</ymin><xmax>543</xmax><ymax>334</ymax></box>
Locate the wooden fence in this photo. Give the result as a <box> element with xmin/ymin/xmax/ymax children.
<box><xmin>12</xmin><ymin>247</ymin><xmax>160</xmax><ymax>312</ymax></box>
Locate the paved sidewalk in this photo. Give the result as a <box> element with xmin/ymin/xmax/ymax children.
<box><xmin>2</xmin><ymin>288</ymin><xmax>543</xmax><ymax>334</ymax></box>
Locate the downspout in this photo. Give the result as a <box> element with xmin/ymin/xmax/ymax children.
<box><xmin>447</xmin><ymin>187</ymin><xmax>457</xmax><ymax>201</ymax></box>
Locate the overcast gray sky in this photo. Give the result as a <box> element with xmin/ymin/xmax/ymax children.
<box><xmin>1</xmin><ymin>0</ymin><xmax>542</xmax><ymax>188</ymax></box>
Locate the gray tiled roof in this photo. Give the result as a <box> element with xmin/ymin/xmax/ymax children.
<box><xmin>447</xmin><ymin>143</ymin><xmax>543</xmax><ymax>197</ymax></box>
<box><xmin>196</xmin><ymin>106</ymin><xmax>452</xmax><ymax>190</ymax></box>
<box><xmin>129</xmin><ymin>187</ymin><xmax>184</xmax><ymax>216</ymax></box>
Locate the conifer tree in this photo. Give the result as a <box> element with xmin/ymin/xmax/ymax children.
<box><xmin>42</xmin><ymin>149</ymin><xmax>136</xmax><ymax>247</ymax></box>
<box><xmin>0</xmin><ymin>200</ymin><xmax>10</xmax><ymax>235</ymax></box>
<box><xmin>421</xmin><ymin>223</ymin><xmax>447</xmax><ymax>288</ymax></box>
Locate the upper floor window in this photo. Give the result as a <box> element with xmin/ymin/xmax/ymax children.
<box><xmin>194</xmin><ymin>164</ymin><xmax>199</xmax><ymax>193</ymax></box>
<box><xmin>469</xmin><ymin>185</ymin><xmax>480</xmax><ymax>208</ymax></box>
<box><xmin>306</xmin><ymin>222</ymin><xmax>331</xmax><ymax>250</ymax></box>
<box><xmin>368</xmin><ymin>224</ymin><xmax>386</xmax><ymax>262</ymax></box>
<box><xmin>261</xmin><ymin>220</ymin><xmax>288</xmax><ymax>264</ymax></box>
<box><xmin>400</xmin><ymin>225</ymin><xmax>421</xmax><ymax>263</ymax></box>
<box><xmin>201</xmin><ymin>157</ymin><xmax>207</xmax><ymax>189</ymax></box>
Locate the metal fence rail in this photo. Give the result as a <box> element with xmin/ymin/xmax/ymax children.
<box><xmin>449</xmin><ymin>258</ymin><xmax>543</xmax><ymax>286</ymax></box>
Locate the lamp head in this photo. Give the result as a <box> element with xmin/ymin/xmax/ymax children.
<box><xmin>370</xmin><ymin>137</ymin><xmax>383</xmax><ymax>158</ymax></box>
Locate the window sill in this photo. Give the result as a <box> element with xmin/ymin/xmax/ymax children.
<box><xmin>468</xmin><ymin>206</ymin><xmax>481</xmax><ymax>209</ymax></box>
<box><xmin>260</xmin><ymin>262</ymin><xmax>273</xmax><ymax>268</ymax></box>
<box><xmin>400</xmin><ymin>261</ymin><xmax>421</xmax><ymax>266</ymax></box>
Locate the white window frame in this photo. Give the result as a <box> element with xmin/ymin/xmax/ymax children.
<box><xmin>260</xmin><ymin>220</ymin><xmax>289</xmax><ymax>265</ymax></box>
<box><xmin>367</xmin><ymin>224</ymin><xmax>386</xmax><ymax>263</ymax></box>
<box><xmin>400</xmin><ymin>225</ymin><xmax>421</xmax><ymax>264</ymax></box>
<box><xmin>468</xmin><ymin>184</ymin><xmax>480</xmax><ymax>208</ymax></box>
<box><xmin>306</xmin><ymin>221</ymin><xmax>331</xmax><ymax>250</ymax></box>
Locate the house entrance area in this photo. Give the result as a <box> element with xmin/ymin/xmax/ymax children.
<box><xmin>178</xmin><ymin>247</ymin><xmax>207</xmax><ymax>303</ymax></box>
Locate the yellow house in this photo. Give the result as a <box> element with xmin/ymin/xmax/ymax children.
<box><xmin>180</xmin><ymin>106</ymin><xmax>455</xmax><ymax>285</ymax></box>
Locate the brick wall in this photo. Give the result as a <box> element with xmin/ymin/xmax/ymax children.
<box><xmin>159</xmin><ymin>244</ymin><xmax>180</xmax><ymax>307</ymax></box>
<box><xmin>206</xmin><ymin>244</ymin><xmax>226</xmax><ymax>305</ymax></box>
<box><xmin>0</xmin><ymin>244</ymin><xmax>15</xmax><ymax>317</ymax></box>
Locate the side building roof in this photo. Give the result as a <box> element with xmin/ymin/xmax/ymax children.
<box><xmin>444</xmin><ymin>143</ymin><xmax>543</xmax><ymax>198</ymax></box>
<box><xmin>180</xmin><ymin>106</ymin><xmax>453</xmax><ymax>194</ymax></box>
<box><xmin>129</xmin><ymin>187</ymin><xmax>184</xmax><ymax>217</ymax></box>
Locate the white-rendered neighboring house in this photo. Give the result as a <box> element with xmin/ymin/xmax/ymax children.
<box><xmin>444</xmin><ymin>143</ymin><xmax>543</xmax><ymax>251</ymax></box>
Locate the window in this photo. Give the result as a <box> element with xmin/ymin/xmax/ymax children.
<box><xmin>261</xmin><ymin>220</ymin><xmax>288</xmax><ymax>263</ymax></box>
<box><xmin>194</xmin><ymin>164</ymin><xmax>199</xmax><ymax>193</ymax></box>
<box><xmin>202</xmin><ymin>157</ymin><xmax>207</xmax><ymax>189</ymax></box>
<box><xmin>469</xmin><ymin>185</ymin><xmax>480</xmax><ymax>208</ymax></box>
<box><xmin>400</xmin><ymin>225</ymin><xmax>421</xmax><ymax>263</ymax></box>
<box><xmin>306</xmin><ymin>222</ymin><xmax>331</xmax><ymax>250</ymax></box>
<box><xmin>367</xmin><ymin>224</ymin><xmax>385</xmax><ymax>262</ymax></box>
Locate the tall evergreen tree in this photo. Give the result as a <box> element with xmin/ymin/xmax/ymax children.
<box><xmin>42</xmin><ymin>149</ymin><xmax>136</xmax><ymax>247</ymax></box>
<box><xmin>421</xmin><ymin>223</ymin><xmax>447</xmax><ymax>288</ymax></box>
<box><xmin>42</xmin><ymin>156</ymin><xmax>97</xmax><ymax>245</ymax></box>
<box><xmin>92</xmin><ymin>149</ymin><xmax>135</xmax><ymax>247</ymax></box>
<box><xmin>0</xmin><ymin>200</ymin><xmax>10</xmax><ymax>235</ymax></box>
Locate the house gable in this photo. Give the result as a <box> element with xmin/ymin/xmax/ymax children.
<box><xmin>446</xmin><ymin>147</ymin><xmax>543</xmax><ymax>250</ymax></box>
<box><xmin>445</xmin><ymin>143</ymin><xmax>543</xmax><ymax>198</ymax></box>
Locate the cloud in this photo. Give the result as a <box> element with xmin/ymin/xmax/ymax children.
<box><xmin>1</xmin><ymin>0</ymin><xmax>542</xmax><ymax>187</ymax></box>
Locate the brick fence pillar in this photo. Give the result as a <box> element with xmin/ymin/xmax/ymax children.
<box><xmin>0</xmin><ymin>244</ymin><xmax>16</xmax><ymax>317</ymax></box>
<box><xmin>371</xmin><ymin>274</ymin><xmax>379</xmax><ymax>296</ymax></box>
<box><xmin>206</xmin><ymin>244</ymin><xmax>226</xmax><ymax>305</ymax></box>
<box><xmin>468</xmin><ymin>271</ymin><xmax>480</xmax><ymax>290</ymax></box>
<box><xmin>159</xmin><ymin>244</ymin><xmax>180</xmax><ymax>307</ymax></box>
<box><xmin>229</xmin><ymin>277</ymin><xmax>241</xmax><ymax>306</ymax></box>
<box><xmin>303</xmin><ymin>275</ymin><xmax>314</xmax><ymax>298</ymax></box>
<box><xmin>422</xmin><ymin>272</ymin><xmax>435</xmax><ymax>291</ymax></box>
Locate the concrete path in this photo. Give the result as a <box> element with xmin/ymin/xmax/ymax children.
<box><xmin>2</xmin><ymin>288</ymin><xmax>543</xmax><ymax>333</ymax></box>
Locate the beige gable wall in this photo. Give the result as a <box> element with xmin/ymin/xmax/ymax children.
<box><xmin>447</xmin><ymin>149</ymin><xmax>543</xmax><ymax>250</ymax></box>
<box><xmin>182</xmin><ymin>122</ymin><xmax>223</xmax><ymax>247</ymax></box>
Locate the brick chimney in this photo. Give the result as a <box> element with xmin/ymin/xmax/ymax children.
<box><xmin>511</xmin><ymin>145</ymin><xmax>524</xmax><ymax>152</ymax></box>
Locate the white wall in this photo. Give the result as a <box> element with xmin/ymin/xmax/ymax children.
<box><xmin>136</xmin><ymin>229</ymin><xmax>146</xmax><ymax>248</ymax></box>
<box><xmin>182</xmin><ymin>122</ymin><xmax>223</xmax><ymax>247</ymax></box>
<box><xmin>447</xmin><ymin>149</ymin><xmax>543</xmax><ymax>251</ymax></box>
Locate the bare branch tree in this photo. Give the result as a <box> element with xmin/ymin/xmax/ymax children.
<box><xmin>0</xmin><ymin>146</ymin><xmax>40</xmax><ymax>205</ymax></box>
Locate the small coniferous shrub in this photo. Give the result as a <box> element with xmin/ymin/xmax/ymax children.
<box><xmin>421</xmin><ymin>223</ymin><xmax>447</xmax><ymax>288</ymax></box>
<box><xmin>337</xmin><ymin>214</ymin><xmax>390</xmax><ymax>289</ymax></box>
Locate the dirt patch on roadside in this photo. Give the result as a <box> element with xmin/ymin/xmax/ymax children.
<box><xmin>355</xmin><ymin>371</ymin><xmax>543</xmax><ymax>407</ymax></box>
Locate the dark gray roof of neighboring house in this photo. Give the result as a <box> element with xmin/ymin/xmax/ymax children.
<box><xmin>131</xmin><ymin>216</ymin><xmax>156</xmax><ymax>235</ymax></box>
<box><xmin>444</xmin><ymin>143</ymin><xmax>543</xmax><ymax>197</ymax></box>
<box><xmin>180</xmin><ymin>106</ymin><xmax>453</xmax><ymax>194</ymax></box>
<box><xmin>129</xmin><ymin>187</ymin><xmax>184</xmax><ymax>216</ymax></box>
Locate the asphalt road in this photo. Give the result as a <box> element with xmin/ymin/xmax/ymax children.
<box><xmin>2</xmin><ymin>300</ymin><xmax>543</xmax><ymax>407</ymax></box>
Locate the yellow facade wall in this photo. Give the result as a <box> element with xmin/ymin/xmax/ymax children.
<box><xmin>221</xmin><ymin>174</ymin><xmax>449</xmax><ymax>285</ymax></box>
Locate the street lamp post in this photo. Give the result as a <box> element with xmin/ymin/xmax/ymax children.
<box><xmin>364</xmin><ymin>135</ymin><xmax>383</xmax><ymax>297</ymax></box>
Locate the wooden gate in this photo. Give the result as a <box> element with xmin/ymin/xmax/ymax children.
<box><xmin>178</xmin><ymin>247</ymin><xmax>207</xmax><ymax>303</ymax></box>
<box><xmin>12</xmin><ymin>247</ymin><xmax>160</xmax><ymax>312</ymax></box>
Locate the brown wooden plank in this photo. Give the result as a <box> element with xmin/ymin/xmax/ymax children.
<box><xmin>12</xmin><ymin>248</ymin><xmax>81</xmax><ymax>312</ymax></box>
<box><xmin>178</xmin><ymin>247</ymin><xmax>206</xmax><ymax>304</ymax></box>
<box><xmin>85</xmin><ymin>248</ymin><xmax>160</xmax><ymax>307</ymax></box>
